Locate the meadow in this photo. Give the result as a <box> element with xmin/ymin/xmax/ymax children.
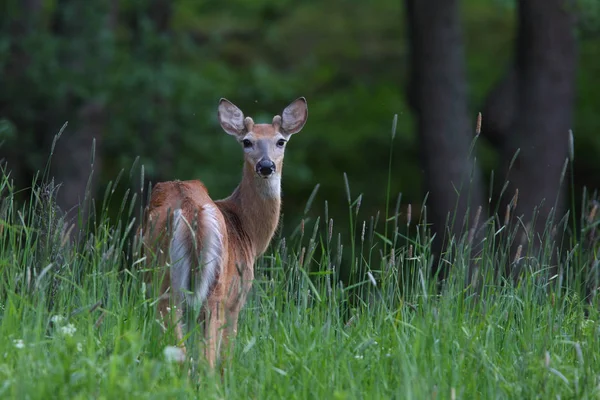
<box><xmin>0</xmin><ymin>131</ymin><xmax>598</xmax><ymax>399</ymax></box>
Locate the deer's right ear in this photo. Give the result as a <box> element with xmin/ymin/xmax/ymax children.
<box><xmin>280</xmin><ymin>97</ymin><xmax>308</xmax><ymax>136</ymax></box>
<box><xmin>218</xmin><ymin>98</ymin><xmax>246</xmax><ymax>136</ymax></box>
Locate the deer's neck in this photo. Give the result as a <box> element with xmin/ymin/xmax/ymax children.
<box><xmin>219</xmin><ymin>167</ymin><xmax>282</xmax><ymax>257</ymax></box>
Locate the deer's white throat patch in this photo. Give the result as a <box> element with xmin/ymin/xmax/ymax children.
<box><xmin>256</xmin><ymin>174</ymin><xmax>281</xmax><ymax>198</ymax></box>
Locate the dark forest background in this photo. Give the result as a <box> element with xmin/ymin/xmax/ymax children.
<box><xmin>1</xmin><ymin>0</ymin><xmax>599</xmax><ymax>277</ymax></box>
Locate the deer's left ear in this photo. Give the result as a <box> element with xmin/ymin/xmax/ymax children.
<box><xmin>279</xmin><ymin>97</ymin><xmax>307</xmax><ymax>136</ymax></box>
<box><xmin>218</xmin><ymin>98</ymin><xmax>246</xmax><ymax>137</ymax></box>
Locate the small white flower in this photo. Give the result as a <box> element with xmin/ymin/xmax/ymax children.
<box><xmin>580</xmin><ymin>319</ymin><xmax>594</xmax><ymax>331</ymax></box>
<box><xmin>60</xmin><ymin>323</ymin><xmax>77</xmax><ymax>337</ymax></box>
<box><xmin>13</xmin><ymin>339</ymin><xmax>25</xmax><ymax>349</ymax></box>
<box><xmin>354</xmin><ymin>355</ymin><xmax>364</xmax><ymax>360</ymax></box>
<box><xmin>76</xmin><ymin>342</ymin><xmax>83</xmax><ymax>352</ymax></box>
<box><xmin>51</xmin><ymin>315</ymin><xmax>64</xmax><ymax>324</ymax></box>
<box><xmin>163</xmin><ymin>346</ymin><xmax>186</xmax><ymax>363</ymax></box>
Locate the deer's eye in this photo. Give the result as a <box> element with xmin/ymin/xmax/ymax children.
<box><xmin>242</xmin><ymin>139</ymin><xmax>253</xmax><ymax>148</ymax></box>
<box><xmin>276</xmin><ymin>139</ymin><xmax>287</xmax><ymax>148</ymax></box>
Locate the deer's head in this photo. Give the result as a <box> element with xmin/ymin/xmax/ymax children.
<box><xmin>218</xmin><ymin>98</ymin><xmax>308</xmax><ymax>181</ymax></box>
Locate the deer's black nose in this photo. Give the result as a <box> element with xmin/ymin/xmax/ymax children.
<box><xmin>256</xmin><ymin>159</ymin><xmax>276</xmax><ymax>177</ymax></box>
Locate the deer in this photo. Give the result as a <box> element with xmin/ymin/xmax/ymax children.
<box><xmin>139</xmin><ymin>97</ymin><xmax>308</xmax><ymax>370</ymax></box>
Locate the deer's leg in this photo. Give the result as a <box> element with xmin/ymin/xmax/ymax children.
<box><xmin>203</xmin><ymin>298</ymin><xmax>225</xmax><ymax>370</ymax></box>
<box><xmin>157</xmin><ymin>279</ymin><xmax>187</xmax><ymax>361</ymax></box>
<box><xmin>219</xmin><ymin>309</ymin><xmax>239</xmax><ymax>372</ymax></box>
<box><xmin>222</xmin><ymin>285</ymin><xmax>248</xmax><ymax>359</ymax></box>
<box><xmin>221</xmin><ymin>276</ymin><xmax>253</xmax><ymax>369</ymax></box>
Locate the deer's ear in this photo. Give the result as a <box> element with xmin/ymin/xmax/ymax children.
<box><xmin>280</xmin><ymin>97</ymin><xmax>308</xmax><ymax>136</ymax></box>
<box><xmin>218</xmin><ymin>98</ymin><xmax>246</xmax><ymax>136</ymax></box>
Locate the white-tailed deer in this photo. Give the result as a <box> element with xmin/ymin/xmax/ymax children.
<box><xmin>140</xmin><ymin>97</ymin><xmax>308</xmax><ymax>369</ymax></box>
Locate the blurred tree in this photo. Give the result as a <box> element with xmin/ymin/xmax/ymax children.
<box><xmin>50</xmin><ymin>0</ymin><xmax>117</xmax><ymax>221</ymax></box>
<box><xmin>481</xmin><ymin>0</ymin><xmax>577</xmax><ymax>276</ymax></box>
<box><xmin>0</xmin><ymin>0</ymin><xmax>43</xmax><ymax>187</ymax></box>
<box><xmin>405</xmin><ymin>0</ymin><xmax>483</xmax><ymax>280</ymax></box>
<box><xmin>0</xmin><ymin>0</ymin><xmax>117</xmax><ymax>224</ymax></box>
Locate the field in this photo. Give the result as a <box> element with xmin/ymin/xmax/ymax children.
<box><xmin>0</xmin><ymin>145</ymin><xmax>598</xmax><ymax>400</ymax></box>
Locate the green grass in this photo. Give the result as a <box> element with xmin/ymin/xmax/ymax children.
<box><xmin>0</xmin><ymin>147</ymin><xmax>599</xmax><ymax>399</ymax></box>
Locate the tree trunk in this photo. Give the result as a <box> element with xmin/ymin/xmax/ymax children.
<box><xmin>53</xmin><ymin>103</ymin><xmax>105</xmax><ymax>221</ymax></box>
<box><xmin>482</xmin><ymin>0</ymin><xmax>577</xmax><ymax>278</ymax></box>
<box><xmin>149</xmin><ymin>0</ymin><xmax>172</xmax><ymax>33</ymax></box>
<box><xmin>0</xmin><ymin>0</ymin><xmax>43</xmax><ymax>187</ymax></box>
<box><xmin>50</xmin><ymin>1</ymin><xmax>118</xmax><ymax>225</ymax></box>
<box><xmin>480</xmin><ymin>67</ymin><xmax>517</xmax><ymax>151</ymax></box>
<box><xmin>405</xmin><ymin>0</ymin><xmax>484</xmax><ymax>281</ymax></box>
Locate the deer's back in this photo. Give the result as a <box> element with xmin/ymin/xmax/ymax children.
<box><xmin>142</xmin><ymin>180</ymin><xmax>217</xmax><ymax>261</ymax></box>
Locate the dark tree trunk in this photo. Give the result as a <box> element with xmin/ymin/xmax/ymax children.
<box><xmin>133</xmin><ymin>0</ymin><xmax>175</xmax><ymax>191</ymax></box>
<box><xmin>0</xmin><ymin>0</ymin><xmax>43</xmax><ymax>187</ymax></box>
<box><xmin>53</xmin><ymin>103</ymin><xmax>105</xmax><ymax>220</ymax></box>
<box><xmin>405</xmin><ymin>0</ymin><xmax>484</xmax><ymax>281</ymax></box>
<box><xmin>49</xmin><ymin>1</ymin><xmax>119</xmax><ymax>225</ymax></box>
<box><xmin>149</xmin><ymin>0</ymin><xmax>172</xmax><ymax>33</ymax></box>
<box><xmin>482</xmin><ymin>0</ymin><xmax>577</xmax><ymax>278</ymax></box>
<box><xmin>480</xmin><ymin>67</ymin><xmax>517</xmax><ymax>151</ymax></box>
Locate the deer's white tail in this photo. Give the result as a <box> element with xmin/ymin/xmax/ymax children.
<box><xmin>169</xmin><ymin>205</ymin><xmax>223</xmax><ymax>309</ymax></box>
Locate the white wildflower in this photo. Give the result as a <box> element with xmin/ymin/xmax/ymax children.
<box><xmin>13</xmin><ymin>339</ymin><xmax>25</xmax><ymax>349</ymax></box>
<box><xmin>77</xmin><ymin>342</ymin><xmax>83</xmax><ymax>352</ymax></box>
<box><xmin>60</xmin><ymin>323</ymin><xmax>77</xmax><ymax>337</ymax></box>
<box><xmin>51</xmin><ymin>315</ymin><xmax>64</xmax><ymax>324</ymax></box>
<box><xmin>163</xmin><ymin>346</ymin><xmax>186</xmax><ymax>363</ymax></box>
<box><xmin>580</xmin><ymin>319</ymin><xmax>594</xmax><ymax>332</ymax></box>
<box><xmin>354</xmin><ymin>354</ymin><xmax>364</xmax><ymax>360</ymax></box>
